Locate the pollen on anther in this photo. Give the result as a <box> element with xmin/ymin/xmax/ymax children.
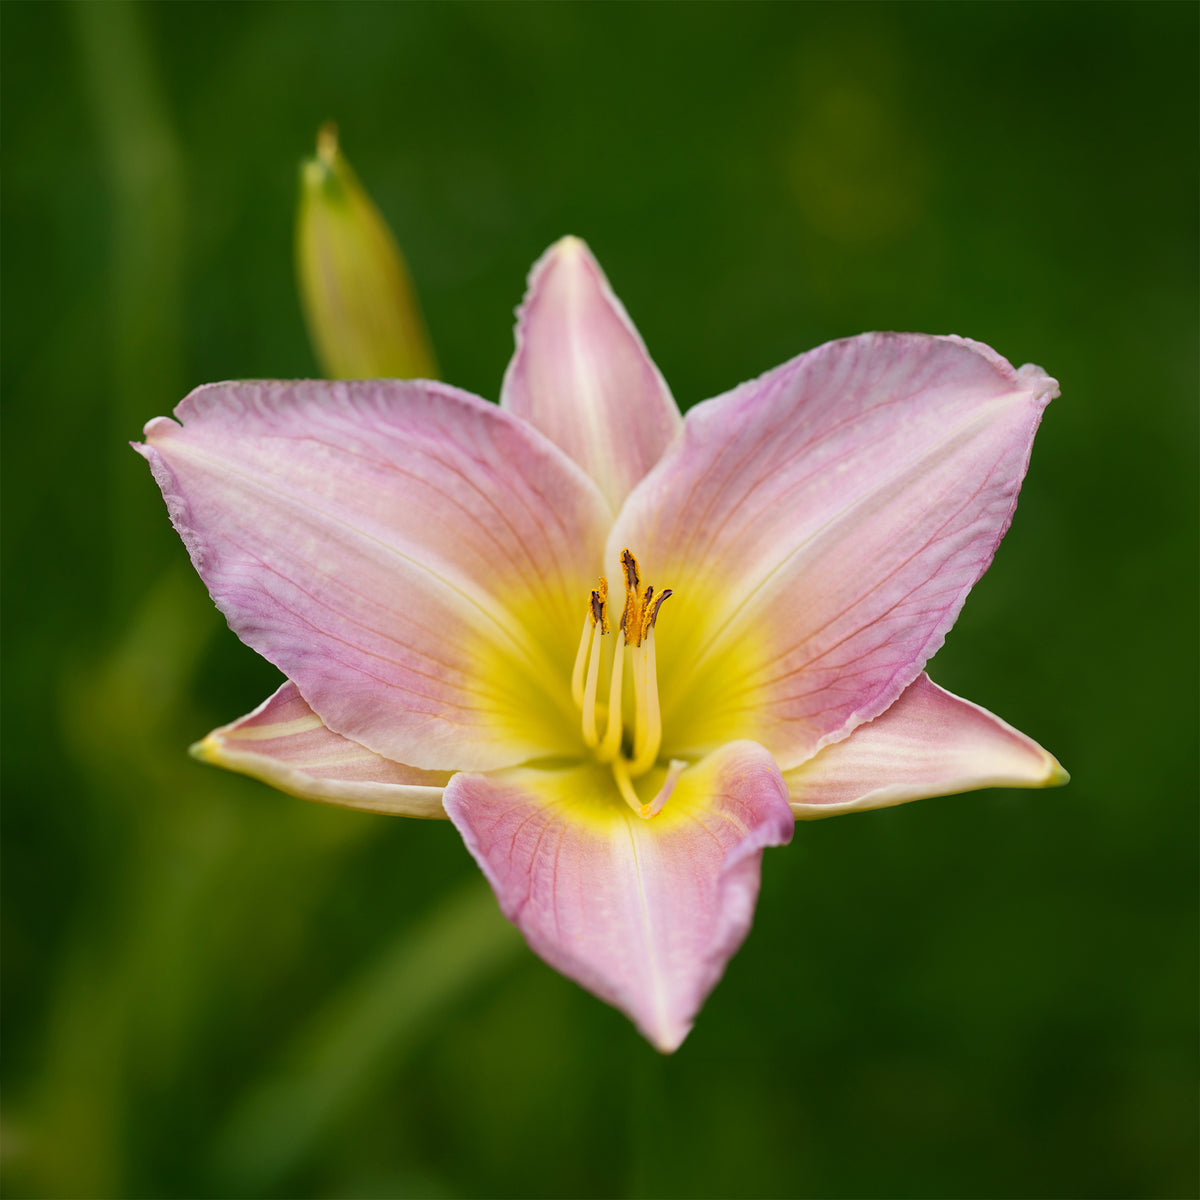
<box><xmin>618</xmin><ymin>548</ymin><xmax>648</xmax><ymax>647</ymax></box>
<box><xmin>590</xmin><ymin>577</ymin><xmax>609</xmax><ymax>633</ymax></box>
<box><xmin>620</xmin><ymin>547</ymin><xmax>640</xmax><ymax>592</ymax></box>
<box><xmin>641</xmin><ymin>588</ymin><xmax>673</xmax><ymax>644</ymax></box>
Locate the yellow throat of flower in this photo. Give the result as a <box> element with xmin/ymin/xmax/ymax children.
<box><xmin>570</xmin><ymin>549</ymin><xmax>679</xmax><ymax>817</ymax></box>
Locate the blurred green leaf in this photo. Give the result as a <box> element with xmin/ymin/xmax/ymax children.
<box><xmin>212</xmin><ymin>878</ymin><xmax>522</xmax><ymax>1195</ymax></box>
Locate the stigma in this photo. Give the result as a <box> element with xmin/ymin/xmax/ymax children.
<box><xmin>571</xmin><ymin>549</ymin><xmax>677</xmax><ymax>817</ymax></box>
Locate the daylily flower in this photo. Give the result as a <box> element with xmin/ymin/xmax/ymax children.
<box><xmin>136</xmin><ymin>237</ymin><xmax>1066</xmax><ymax>1052</ymax></box>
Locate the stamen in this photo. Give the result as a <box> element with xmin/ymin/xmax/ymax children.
<box><xmin>581</xmin><ymin>617</ymin><xmax>605</xmax><ymax>748</ymax></box>
<box><xmin>630</xmin><ymin>643</ymin><xmax>648</xmax><ymax>763</ymax></box>
<box><xmin>570</xmin><ymin>611</ymin><xmax>593</xmax><ymax>709</ymax></box>
<box><xmin>619</xmin><ymin>549</ymin><xmax>646</xmax><ymax>647</ymax></box>
<box><xmin>571</xmin><ymin>579</ymin><xmax>609</xmax><ymax>710</ymax></box>
<box><xmin>576</xmin><ymin>552</ymin><xmax>675</xmax><ymax>795</ymax></box>
<box><xmin>592</xmin><ymin>579</ymin><xmax>610</xmax><ymax>633</ymax></box>
<box><xmin>628</xmin><ymin>628</ymin><xmax>663</xmax><ymax>776</ymax></box>
<box><xmin>597</xmin><ymin>629</ymin><xmax>626</xmax><ymax>761</ymax></box>
<box><xmin>621</xmin><ymin>547</ymin><xmax>640</xmax><ymax>593</ymax></box>
<box><xmin>643</xmin><ymin>588</ymin><xmax>673</xmax><ymax>642</ymax></box>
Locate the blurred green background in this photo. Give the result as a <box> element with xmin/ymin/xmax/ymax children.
<box><xmin>3</xmin><ymin>3</ymin><xmax>1196</xmax><ymax>1197</ymax></box>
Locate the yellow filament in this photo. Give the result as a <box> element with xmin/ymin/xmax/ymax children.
<box><xmin>573</xmin><ymin>556</ymin><xmax>672</xmax><ymax>787</ymax></box>
<box><xmin>571</xmin><ymin>611</ymin><xmax>594</xmax><ymax>709</ymax></box>
<box><xmin>581</xmin><ymin>621</ymin><xmax>605</xmax><ymax>748</ymax></box>
<box><xmin>597</xmin><ymin>630</ymin><xmax>626</xmax><ymax>762</ymax></box>
<box><xmin>630</xmin><ymin>645</ymin><xmax>647</xmax><ymax>763</ymax></box>
<box><xmin>628</xmin><ymin>630</ymin><xmax>663</xmax><ymax>776</ymax></box>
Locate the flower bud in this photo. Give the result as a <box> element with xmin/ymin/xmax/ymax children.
<box><xmin>296</xmin><ymin>123</ymin><xmax>437</xmax><ymax>380</ymax></box>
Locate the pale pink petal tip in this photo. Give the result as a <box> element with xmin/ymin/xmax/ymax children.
<box><xmin>501</xmin><ymin>236</ymin><xmax>681</xmax><ymax>511</ymax></box>
<box><xmin>1015</xmin><ymin>361</ymin><xmax>1060</xmax><ymax>405</ymax></box>
<box><xmin>193</xmin><ymin>681</ymin><xmax>450</xmax><ymax>817</ymax></box>
<box><xmin>940</xmin><ymin>336</ymin><xmax>1060</xmax><ymax>405</ymax></box>
<box><xmin>443</xmin><ymin>741</ymin><xmax>794</xmax><ymax>1052</ymax></box>
<box><xmin>785</xmin><ymin>673</ymin><xmax>1067</xmax><ymax>818</ymax></box>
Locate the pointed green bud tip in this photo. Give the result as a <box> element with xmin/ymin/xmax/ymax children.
<box><xmin>296</xmin><ymin>122</ymin><xmax>438</xmax><ymax>381</ymax></box>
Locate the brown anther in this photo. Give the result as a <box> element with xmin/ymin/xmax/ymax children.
<box><xmin>621</xmin><ymin>590</ymin><xmax>643</xmax><ymax>646</ymax></box>
<box><xmin>621</xmin><ymin>548</ymin><xmax>640</xmax><ymax>592</ymax></box>
<box><xmin>649</xmin><ymin>589</ymin><xmax>673</xmax><ymax>626</ymax></box>
<box><xmin>589</xmin><ymin>577</ymin><xmax>610</xmax><ymax>633</ymax></box>
<box><xmin>614</xmin><ymin>548</ymin><xmax>673</xmax><ymax>648</ymax></box>
<box><xmin>617</xmin><ymin>550</ymin><xmax>643</xmax><ymax>643</ymax></box>
<box><xmin>641</xmin><ymin>588</ymin><xmax>673</xmax><ymax>643</ymax></box>
<box><xmin>619</xmin><ymin>595</ymin><xmax>636</xmax><ymax>641</ymax></box>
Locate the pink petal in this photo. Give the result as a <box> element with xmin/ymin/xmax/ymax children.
<box><xmin>192</xmin><ymin>681</ymin><xmax>451</xmax><ymax>817</ymax></box>
<box><xmin>500</xmin><ymin>237</ymin><xmax>681</xmax><ymax>512</ymax></box>
<box><xmin>786</xmin><ymin>673</ymin><xmax>1068</xmax><ymax>817</ymax></box>
<box><xmin>136</xmin><ymin>379</ymin><xmax>611</xmax><ymax>772</ymax></box>
<box><xmin>443</xmin><ymin>741</ymin><xmax>794</xmax><ymax>1052</ymax></box>
<box><xmin>609</xmin><ymin>333</ymin><xmax>1058</xmax><ymax>770</ymax></box>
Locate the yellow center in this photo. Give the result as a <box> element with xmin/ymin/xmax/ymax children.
<box><xmin>568</xmin><ymin>549</ymin><xmax>686</xmax><ymax>818</ymax></box>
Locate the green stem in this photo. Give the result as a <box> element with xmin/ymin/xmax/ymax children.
<box><xmin>211</xmin><ymin>877</ymin><xmax>523</xmax><ymax>1195</ymax></box>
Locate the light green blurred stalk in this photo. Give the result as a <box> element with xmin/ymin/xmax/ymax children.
<box><xmin>20</xmin><ymin>6</ymin><xmax>190</xmax><ymax>1194</ymax></box>
<box><xmin>296</xmin><ymin>123</ymin><xmax>438</xmax><ymax>380</ymax></box>
<box><xmin>72</xmin><ymin>0</ymin><xmax>184</xmax><ymax>620</ymax></box>
<box><xmin>212</xmin><ymin>879</ymin><xmax>522</xmax><ymax>1194</ymax></box>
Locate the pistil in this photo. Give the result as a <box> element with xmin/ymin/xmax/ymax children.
<box><xmin>613</xmin><ymin>755</ymin><xmax>688</xmax><ymax>820</ymax></box>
